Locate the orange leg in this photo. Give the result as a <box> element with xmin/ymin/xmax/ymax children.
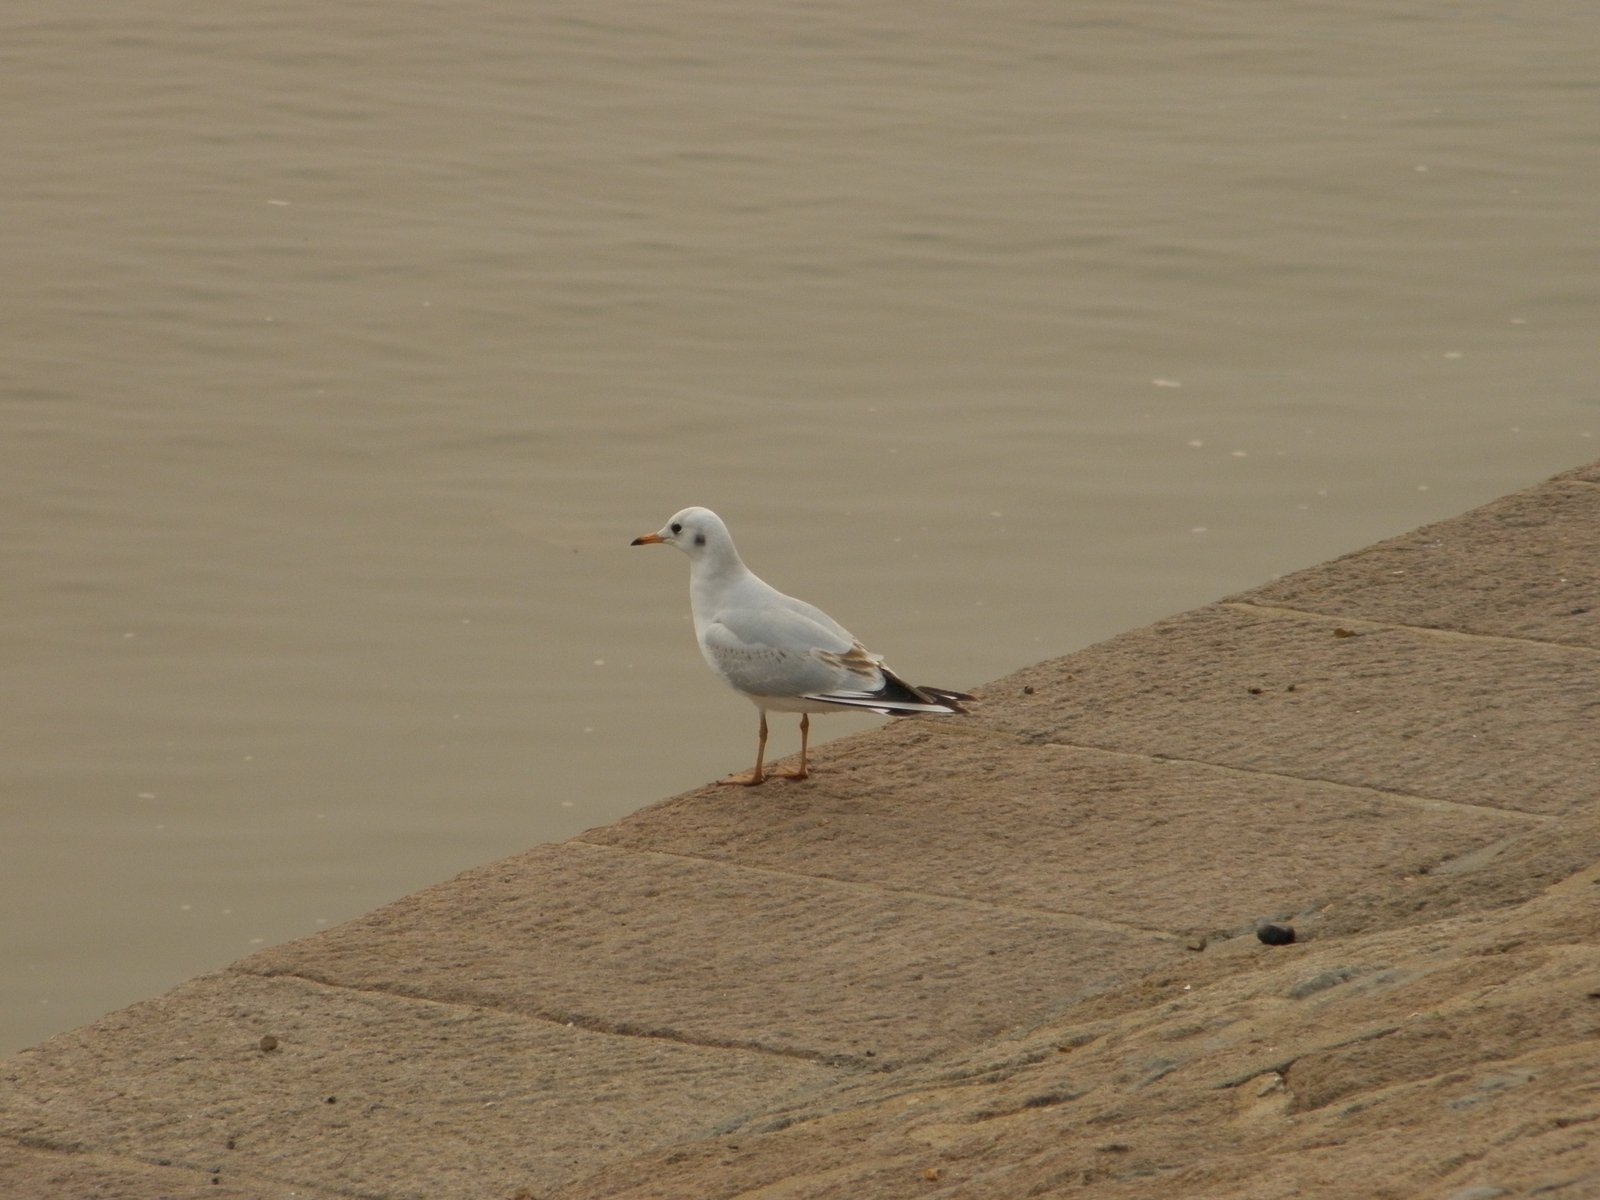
<box><xmin>718</xmin><ymin>711</ymin><xmax>769</xmax><ymax>786</ymax></box>
<box><xmin>767</xmin><ymin>713</ymin><xmax>811</xmax><ymax>781</ymax></box>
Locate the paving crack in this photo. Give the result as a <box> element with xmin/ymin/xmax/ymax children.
<box><xmin>229</xmin><ymin>968</ymin><xmax>867</xmax><ymax>1071</ymax></box>
<box><xmin>0</xmin><ymin>1129</ymin><xmax>384</xmax><ymax>1200</ymax></box>
<box><xmin>566</xmin><ymin>839</ymin><xmax>1184</xmax><ymax>943</ymax></box>
<box><xmin>1028</xmin><ymin>742</ymin><xmax>1555</xmax><ymax>825</ymax></box>
<box><xmin>1223</xmin><ymin>601</ymin><xmax>1600</xmax><ymax>658</ymax></box>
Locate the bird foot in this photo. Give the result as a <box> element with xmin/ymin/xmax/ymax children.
<box><xmin>717</xmin><ymin>770</ymin><xmax>767</xmax><ymax>787</ymax></box>
<box><xmin>766</xmin><ymin>765</ymin><xmax>809</xmax><ymax>781</ymax></box>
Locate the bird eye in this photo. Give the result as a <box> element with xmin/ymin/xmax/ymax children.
<box><xmin>670</xmin><ymin>522</ymin><xmax>682</xmax><ymax>534</ymax></box>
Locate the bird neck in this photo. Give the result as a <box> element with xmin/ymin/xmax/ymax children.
<box><xmin>688</xmin><ymin>540</ymin><xmax>751</xmax><ymax>598</ymax></box>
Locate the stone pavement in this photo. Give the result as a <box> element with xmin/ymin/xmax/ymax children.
<box><xmin>4</xmin><ymin>463</ymin><xmax>1598</xmax><ymax>1199</ymax></box>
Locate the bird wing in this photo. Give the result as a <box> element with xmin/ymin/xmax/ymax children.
<box><xmin>698</xmin><ymin>606</ymin><xmax>878</xmax><ymax>699</ymax></box>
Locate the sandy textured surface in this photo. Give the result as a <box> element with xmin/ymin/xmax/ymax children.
<box><xmin>4</xmin><ymin>463</ymin><xmax>1598</xmax><ymax>1198</ymax></box>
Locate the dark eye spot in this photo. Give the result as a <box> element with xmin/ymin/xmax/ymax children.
<box><xmin>670</xmin><ymin>522</ymin><xmax>682</xmax><ymax>534</ymax></box>
<box><xmin>694</xmin><ymin>533</ymin><xmax>706</xmax><ymax>546</ymax></box>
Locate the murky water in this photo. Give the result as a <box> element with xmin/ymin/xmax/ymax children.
<box><xmin>3</xmin><ymin>1</ymin><xmax>1596</xmax><ymax>1054</ymax></box>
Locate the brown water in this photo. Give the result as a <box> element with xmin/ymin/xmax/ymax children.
<box><xmin>3</xmin><ymin>1</ymin><xmax>1596</xmax><ymax>1054</ymax></box>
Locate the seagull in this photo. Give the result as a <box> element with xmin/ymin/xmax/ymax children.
<box><xmin>631</xmin><ymin>507</ymin><xmax>971</xmax><ymax>785</ymax></box>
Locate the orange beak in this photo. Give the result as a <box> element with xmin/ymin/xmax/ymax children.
<box><xmin>630</xmin><ymin>532</ymin><xmax>665</xmax><ymax>546</ymax></box>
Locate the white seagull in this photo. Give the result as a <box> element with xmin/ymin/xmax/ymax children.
<box><xmin>631</xmin><ymin>507</ymin><xmax>971</xmax><ymax>785</ymax></box>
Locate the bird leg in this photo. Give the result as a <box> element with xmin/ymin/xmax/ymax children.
<box><xmin>718</xmin><ymin>711</ymin><xmax>769</xmax><ymax>786</ymax></box>
<box><xmin>766</xmin><ymin>713</ymin><xmax>810</xmax><ymax>781</ymax></box>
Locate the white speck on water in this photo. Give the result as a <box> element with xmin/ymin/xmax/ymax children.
<box><xmin>267</xmin><ymin>198</ymin><xmax>291</xmax><ymax>206</ymax></box>
<box><xmin>1443</xmin><ymin>351</ymin><xmax>1463</xmax><ymax>359</ymax></box>
<box><xmin>593</xmin><ymin>658</ymin><xmax>605</xmax><ymax>667</ymax></box>
<box><xmin>1187</xmin><ymin>439</ymin><xmax>1204</xmax><ymax>448</ymax></box>
<box><xmin>1152</xmin><ymin>378</ymin><xmax>1182</xmax><ymax>388</ymax></box>
<box><xmin>1231</xmin><ymin>449</ymin><xmax>1247</xmax><ymax>458</ymax></box>
<box><xmin>1191</xmin><ymin>526</ymin><xmax>1208</xmax><ymax>534</ymax></box>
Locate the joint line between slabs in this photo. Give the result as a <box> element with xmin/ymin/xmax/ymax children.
<box><xmin>569</xmin><ymin>839</ymin><xmax>1180</xmax><ymax>943</ymax></box>
<box><xmin>915</xmin><ymin>722</ymin><xmax>1550</xmax><ymax>825</ymax></box>
<box><xmin>1039</xmin><ymin>742</ymin><xmax>1554</xmax><ymax>825</ymax></box>
<box><xmin>234</xmin><ymin>968</ymin><xmax>858</xmax><ymax>1070</ymax></box>
<box><xmin>0</xmin><ymin>1129</ymin><xmax>384</xmax><ymax>1200</ymax></box>
<box><xmin>1223</xmin><ymin>601</ymin><xmax>1600</xmax><ymax>658</ymax></box>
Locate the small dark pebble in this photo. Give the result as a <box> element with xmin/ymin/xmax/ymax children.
<box><xmin>258</xmin><ymin>1035</ymin><xmax>278</xmax><ymax>1053</ymax></box>
<box><xmin>1257</xmin><ymin>924</ymin><xmax>1296</xmax><ymax>946</ymax></box>
<box><xmin>1247</xmin><ymin>687</ymin><xmax>1262</xmax><ymax>695</ymax></box>
<box><xmin>1286</xmin><ymin>683</ymin><xmax>1297</xmax><ymax>692</ymax></box>
<box><xmin>1184</xmin><ymin>934</ymin><xmax>1208</xmax><ymax>952</ymax></box>
<box><xmin>1023</xmin><ymin>685</ymin><xmax>1035</xmax><ymax>695</ymax></box>
<box><xmin>1332</xmin><ymin>628</ymin><xmax>1357</xmax><ymax>638</ymax></box>
<box><xmin>325</xmin><ymin>1095</ymin><xmax>337</xmax><ymax>1104</ymax></box>
<box><xmin>1571</xmin><ymin>607</ymin><xmax>1589</xmax><ymax>616</ymax></box>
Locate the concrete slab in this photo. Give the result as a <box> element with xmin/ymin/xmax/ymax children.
<box><xmin>237</xmin><ymin>842</ymin><xmax>1179</xmax><ymax>1069</ymax></box>
<box><xmin>584</xmin><ymin>727</ymin><xmax>1534</xmax><ymax>933</ymax></box>
<box><xmin>1238</xmin><ymin>476</ymin><xmax>1600</xmax><ymax>649</ymax></box>
<box><xmin>980</xmin><ymin>603</ymin><xmax>1598</xmax><ymax>816</ymax></box>
<box><xmin>548</xmin><ymin>848</ymin><xmax>1600</xmax><ymax>1200</ymax></box>
<box><xmin>0</xmin><ymin>971</ymin><xmax>833</xmax><ymax>1200</ymax></box>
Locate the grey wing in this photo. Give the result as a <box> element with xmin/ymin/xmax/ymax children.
<box><xmin>771</xmin><ymin>592</ymin><xmax>858</xmax><ymax>646</ymax></box>
<box><xmin>698</xmin><ymin>605</ymin><xmax>869</xmax><ymax>698</ymax></box>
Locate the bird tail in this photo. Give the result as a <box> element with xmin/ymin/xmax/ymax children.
<box><xmin>803</xmin><ymin>666</ymin><xmax>971</xmax><ymax>717</ymax></box>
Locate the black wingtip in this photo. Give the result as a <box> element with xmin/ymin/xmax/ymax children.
<box><xmin>918</xmin><ymin>686</ymin><xmax>973</xmax><ymax>714</ymax></box>
<box><xmin>877</xmin><ymin>668</ymin><xmax>972</xmax><ymax>714</ymax></box>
